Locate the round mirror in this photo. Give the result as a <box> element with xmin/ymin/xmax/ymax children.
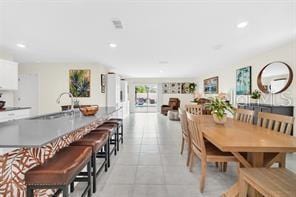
<box><xmin>257</xmin><ymin>61</ymin><xmax>293</xmax><ymax>94</ymax></box>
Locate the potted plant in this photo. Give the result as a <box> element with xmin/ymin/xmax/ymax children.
<box><xmin>206</xmin><ymin>97</ymin><xmax>234</xmax><ymax>124</ymax></box>
<box><xmin>188</xmin><ymin>83</ymin><xmax>196</xmax><ymax>94</ymax></box>
<box><xmin>250</xmin><ymin>90</ymin><xmax>261</xmax><ymax>104</ymax></box>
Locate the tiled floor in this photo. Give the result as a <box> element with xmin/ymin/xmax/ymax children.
<box><xmin>73</xmin><ymin>113</ymin><xmax>296</xmax><ymax>197</ymax></box>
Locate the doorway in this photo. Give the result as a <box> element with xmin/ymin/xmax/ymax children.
<box><xmin>14</xmin><ymin>74</ymin><xmax>39</xmax><ymax>116</ymax></box>
<box><xmin>134</xmin><ymin>84</ymin><xmax>158</xmax><ymax>113</ymax></box>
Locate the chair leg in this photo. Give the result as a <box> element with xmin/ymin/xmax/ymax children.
<box><xmin>200</xmin><ymin>161</ymin><xmax>207</xmax><ymax>193</ymax></box>
<box><xmin>62</xmin><ymin>185</ymin><xmax>69</xmax><ymax>197</ymax></box>
<box><xmin>279</xmin><ymin>153</ymin><xmax>286</xmax><ymax>168</ymax></box>
<box><xmin>113</xmin><ymin>134</ymin><xmax>117</xmax><ymax>156</ymax></box>
<box><xmin>92</xmin><ymin>153</ymin><xmax>96</xmax><ymax>193</ymax></box>
<box><xmin>215</xmin><ymin>162</ymin><xmax>219</xmax><ymax>168</ymax></box>
<box><xmin>223</xmin><ymin>162</ymin><xmax>228</xmax><ymax>172</ymax></box>
<box><xmin>70</xmin><ymin>181</ymin><xmax>74</xmax><ymax>192</ymax></box>
<box><xmin>239</xmin><ymin>174</ymin><xmax>248</xmax><ymax>197</ymax></box>
<box><xmin>26</xmin><ymin>186</ymin><xmax>34</xmax><ymax>197</ymax></box>
<box><xmin>186</xmin><ymin>146</ymin><xmax>191</xmax><ymax>166</ymax></box>
<box><xmin>120</xmin><ymin>125</ymin><xmax>123</xmax><ymax>144</ymax></box>
<box><xmin>180</xmin><ymin>137</ymin><xmax>185</xmax><ymax>154</ymax></box>
<box><xmin>189</xmin><ymin>151</ymin><xmax>194</xmax><ymax>172</ymax></box>
<box><xmin>107</xmin><ymin>138</ymin><xmax>111</xmax><ymax>167</ymax></box>
<box><xmin>87</xmin><ymin>160</ymin><xmax>92</xmax><ymax>197</ymax></box>
<box><xmin>104</xmin><ymin>143</ymin><xmax>108</xmax><ymax>172</ymax></box>
<box><xmin>116</xmin><ymin>127</ymin><xmax>120</xmax><ymax>151</ymax></box>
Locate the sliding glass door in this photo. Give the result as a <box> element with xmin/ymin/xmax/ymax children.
<box><xmin>134</xmin><ymin>84</ymin><xmax>158</xmax><ymax>113</ymax></box>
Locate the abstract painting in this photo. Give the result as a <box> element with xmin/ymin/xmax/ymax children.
<box><xmin>204</xmin><ymin>76</ymin><xmax>218</xmax><ymax>94</ymax></box>
<box><xmin>69</xmin><ymin>69</ymin><xmax>91</xmax><ymax>97</ymax></box>
<box><xmin>236</xmin><ymin>66</ymin><xmax>252</xmax><ymax>95</ymax></box>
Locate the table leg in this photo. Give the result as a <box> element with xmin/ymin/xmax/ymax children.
<box><xmin>248</xmin><ymin>153</ymin><xmax>264</xmax><ymax>197</ymax></box>
<box><xmin>223</xmin><ymin>152</ymin><xmax>265</xmax><ymax>197</ymax></box>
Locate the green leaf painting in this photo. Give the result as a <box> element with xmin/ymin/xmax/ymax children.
<box><xmin>236</xmin><ymin>66</ymin><xmax>251</xmax><ymax>95</ymax></box>
<box><xmin>69</xmin><ymin>69</ymin><xmax>91</xmax><ymax>97</ymax></box>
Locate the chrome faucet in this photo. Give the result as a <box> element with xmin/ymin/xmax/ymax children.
<box><xmin>56</xmin><ymin>92</ymin><xmax>74</xmax><ymax>113</ymax></box>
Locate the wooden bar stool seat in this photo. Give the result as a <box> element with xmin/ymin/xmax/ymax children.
<box><xmin>239</xmin><ymin>168</ymin><xmax>296</xmax><ymax>197</ymax></box>
<box><xmin>71</xmin><ymin>132</ymin><xmax>109</xmax><ymax>193</ymax></box>
<box><xmin>25</xmin><ymin>146</ymin><xmax>92</xmax><ymax>197</ymax></box>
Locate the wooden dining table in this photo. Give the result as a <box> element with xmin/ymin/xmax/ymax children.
<box><xmin>197</xmin><ymin>115</ymin><xmax>296</xmax><ymax>197</ymax></box>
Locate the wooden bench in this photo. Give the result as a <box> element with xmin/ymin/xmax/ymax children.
<box><xmin>239</xmin><ymin>168</ymin><xmax>296</xmax><ymax>197</ymax></box>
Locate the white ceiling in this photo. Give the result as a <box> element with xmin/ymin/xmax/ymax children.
<box><xmin>0</xmin><ymin>0</ymin><xmax>295</xmax><ymax>78</ymax></box>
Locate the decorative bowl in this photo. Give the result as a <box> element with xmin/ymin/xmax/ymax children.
<box><xmin>213</xmin><ymin>114</ymin><xmax>227</xmax><ymax>124</ymax></box>
<box><xmin>0</xmin><ymin>101</ymin><xmax>5</xmax><ymax>109</ymax></box>
<box><xmin>79</xmin><ymin>105</ymin><xmax>99</xmax><ymax>116</ymax></box>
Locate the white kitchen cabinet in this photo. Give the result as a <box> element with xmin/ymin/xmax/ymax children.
<box><xmin>106</xmin><ymin>73</ymin><xmax>121</xmax><ymax>107</ymax></box>
<box><xmin>0</xmin><ymin>109</ymin><xmax>31</xmax><ymax>123</ymax></box>
<box><xmin>0</xmin><ymin>59</ymin><xmax>18</xmax><ymax>90</ymax></box>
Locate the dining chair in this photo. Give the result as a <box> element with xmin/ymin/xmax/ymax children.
<box><xmin>179</xmin><ymin>108</ymin><xmax>191</xmax><ymax>166</ymax></box>
<box><xmin>186</xmin><ymin>105</ymin><xmax>224</xmax><ymax>171</ymax></box>
<box><xmin>257</xmin><ymin>112</ymin><xmax>294</xmax><ymax>135</ymax></box>
<box><xmin>185</xmin><ymin>104</ymin><xmax>202</xmax><ymax>115</ymax></box>
<box><xmin>234</xmin><ymin>108</ymin><xmax>254</xmax><ymax>124</ymax></box>
<box><xmin>257</xmin><ymin>112</ymin><xmax>295</xmax><ymax>167</ymax></box>
<box><xmin>186</xmin><ymin>112</ymin><xmax>238</xmax><ymax>193</ymax></box>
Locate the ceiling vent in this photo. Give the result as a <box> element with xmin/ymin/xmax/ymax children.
<box><xmin>112</xmin><ymin>19</ymin><xmax>123</xmax><ymax>29</ymax></box>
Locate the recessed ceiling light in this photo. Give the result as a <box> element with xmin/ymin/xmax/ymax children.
<box><xmin>109</xmin><ymin>43</ymin><xmax>117</xmax><ymax>48</ymax></box>
<box><xmin>16</xmin><ymin>43</ymin><xmax>26</xmax><ymax>48</ymax></box>
<box><xmin>237</xmin><ymin>21</ymin><xmax>248</xmax><ymax>29</ymax></box>
<box><xmin>159</xmin><ymin>61</ymin><xmax>168</xmax><ymax>64</ymax></box>
<box><xmin>213</xmin><ymin>44</ymin><xmax>223</xmax><ymax>50</ymax></box>
<box><xmin>159</xmin><ymin>70</ymin><xmax>163</xmax><ymax>73</ymax></box>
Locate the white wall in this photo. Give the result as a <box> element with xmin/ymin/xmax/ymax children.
<box><xmin>0</xmin><ymin>51</ymin><xmax>15</xmax><ymax>106</ymax></box>
<box><xmin>197</xmin><ymin>39</ymin><xmax>296</xmax><ymax>134</ymax></box>
<box><xmin>127</xmin><ymin>78</ymin><xmax>198</xmax><ymax>112</ymax></box>
<box><xmin>19</xmin><ymin>63</ymin><xmax>108</xmax><ymax>114</ymax></box>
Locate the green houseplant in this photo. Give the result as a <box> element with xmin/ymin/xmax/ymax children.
<box><xmin>206</xmin><ymin>97</ymin><xmax>234</xmax><ymax>124</ymax></box>
<box><xmin>188</xmin><ymin>83</ymin><xmax>196</xmax><ymax>94</ymax></box>
<box><xmin>250</xmin><ymin>90</ymin><xmax>261</xmax><ymax>104</ymax></box>
<box><xmin>251</xmin><ymin>90</ymin><xmax>261</xmax><ymax>99</ymax></box>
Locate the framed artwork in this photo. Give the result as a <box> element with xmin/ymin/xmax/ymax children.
<box><xmin>69</xmin><ymin>69</ymin><xmax>91</xmax><ymax>97</ymax></box>
<box><xmin>162</xmin><ymin>83</ymin><xmax>169</xmax><ymax>94</ymax></box>
<box><xmin>101</xmin><ymin>74</ymin><xmax>106</xmax><ymax>93</ymax></box>
<box><xmin>169</xmin><ymin>83</ymin><xmax>181</xmax><ymax>94</ymax></box>
<box><xmin>162</xmin><ymin>82</ymin><xmax>194</xmax><ymax>94</ymax></box>
<box><xmin>236</xmin><ymin>66</ymin><xmax>252</xmax><ymax>95</ymax></box>
<box><xmin>204</xmin><ymin>76</ymin><xmax>218</xmax><ymax>94</ymax></box>
<box><xmin>181</xmin><ymin>83</ymin><xmax>190</xmax><ymax>94</ymax></box>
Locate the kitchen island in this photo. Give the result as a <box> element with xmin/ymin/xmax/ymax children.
<box><xmin>0</xmin><ymin>107</ymin><xmax>120</xmax><ymax>196</ymax></box>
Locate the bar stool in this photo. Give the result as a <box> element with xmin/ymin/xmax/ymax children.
<box><xmin>70</xmin><ymin>132</ymin><xmax>109</xmax><ymax>193</ymax></box>
<box><xmin>91</xmin><ymin>125</ymin><xmax>117</xmax><ymax>167</ymax></box>
<box><xmin>93</xmin><ymin>124</ymin><xmax>118</xmax><ymax>156</ymax></box>
<box><xmin>100</xmin><ymin>122</ymin><xmax>120</xmax><ymax>151</ymax></box>
<box><xmin>105</xmin><ymin>118</ymin><xmax>123</xmax><ymax>144</ymax></box>
<box><xmin>25</xmin><ymin>146</ymin><xmax>92</xmax><ymax>197</ymax></box>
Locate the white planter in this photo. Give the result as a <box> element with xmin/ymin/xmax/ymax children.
<box><xmin>213</xmin><ymin>114</ymin><xmax>227</xmax><ymax>125</ymax></box>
